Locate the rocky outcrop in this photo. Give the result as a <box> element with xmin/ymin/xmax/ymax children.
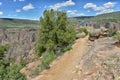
<box><xmin>0</xmin><ymin>28</ymin><xmax>38</xmax><ymax>63</ymax></box>
<box><xmin>73</xmin><ymin>37</ymin><xmax>120</xmax><ymax>80</ymax></box>
<box><xmin>89</xmin><ymin>28</ymin><xmax>108</xmax><ymax>41</ymax></box>
<box><xmin>76</xmin><ymin>32</ymin><xmax>86</xmax><ymax>39</ymax></box>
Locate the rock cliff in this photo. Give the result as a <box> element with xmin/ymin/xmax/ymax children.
<box><xmin>0</xmin><ymin>28</ymin><xmax>38</xmax><ymax>63</ymax></box>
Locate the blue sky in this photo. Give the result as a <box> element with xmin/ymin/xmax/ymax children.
<box><xmin>0</xmin><ymin>0</ymin><xmax>120</xmax><ymax>20</ymax></box>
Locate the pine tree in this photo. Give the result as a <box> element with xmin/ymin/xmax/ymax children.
<box><xmin>36</xmin><ymin>9</ymin><xmax>75</xmax><ymax>56</ymax></box>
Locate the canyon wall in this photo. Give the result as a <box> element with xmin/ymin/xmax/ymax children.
<box><xmin>0</xmin><ymin>28</ymin><xmax>38</xmax><ymax>63</ymax></box>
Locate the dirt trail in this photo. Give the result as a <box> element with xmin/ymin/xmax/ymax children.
<box><xmin>33</xmin><ymin>36</ymin><xmax>89</xmax><ymax>80</ymax></box>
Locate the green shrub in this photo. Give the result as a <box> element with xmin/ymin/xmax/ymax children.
<box><xmin>34</xmin><ymin>67</ymin><xmax>40</xmax><ymax>76</ymax></box>
<box><xmin>0</xmin><ymin>45</ymin><xmax>9</xmax><ymax>58</ymax></box>
<box><xmin>36</xmin><ymin>9</ymin><xmax>75</xmax><ymax>57</ymax></box>
<box><xmin>41</xmin><ymin>50</ymin><xmax>57</xmax><ymax>69</ymax></box>
<box><xmin>64</xmin><ymin>46</ymin><xmax>72</xmax><ymax>52</ymax></box>
<box><xmin>0</xmin><ymin>59</ymin><xmax>26</xmax><ymax>80</ymax></box>
<box><xmin>0</xmin><ymin>45</ymin><xmax>26</xmax><ymax>80</ymax></box>
<box><xmin>36</xmin><ymin>9</ymin><xmax>75</xmax><ymax>75</ymax></box>
<box><xmin>108</xmin><ymin>28</ymin><xmax>117</xmax><ymax>37</ymax></box>
<box><xmin>77</xmin><ymin>28</ymin><xmax>89</xmax><ymax>35</ymax></box>
<box><xmin>114</xmin><ymin>31</ymin><xmax>120</xmax><ymax>43</ymax></box>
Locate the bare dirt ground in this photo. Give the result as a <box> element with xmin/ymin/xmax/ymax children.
<box><xmin>32</xmin><ymin>36</ymin><xmax>89</xmax><ymax>80</ymax></box>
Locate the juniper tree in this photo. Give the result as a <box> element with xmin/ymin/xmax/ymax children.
<box><xmin>36</xmin><ymin>9</ymin><xmax>75</xmax><ymax>56</ymax></box>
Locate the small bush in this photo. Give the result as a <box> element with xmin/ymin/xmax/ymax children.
<box><xmin>34</xmin><ymin>67</ymin><xmax>40</xmax><ymax>76</ymax></box>
<box><xmin>0</xmin><ymin>59</ymin><xmax>26</xmax><ymax>80</ymax></box>
<box><xmin>0</xmin><ymin>45</ymin><xmax>9</xmax><ymax>57</ymax></box>
<box><xmin>108</xmin><ymin>28</ymin><xmax>117</xmax><ymax>37</ymax></box>
<box><xmin>78</xmin><ymin>28</ymin><xmax>89</xmax><ymax>35</ymax></box>
<box><xmin>114</xmin><ymin>31</ymin><xmax>120</xmax><ymax>43</ymax></box>
<box><xmin>41</xmin><ymin>51</ymin><xmax>57</xmax><ymax>69</ymax></box>
<box><xmin>64</xmin><ymin>46</ymin><xmax>72</xmax><ymax>52</ymax></box>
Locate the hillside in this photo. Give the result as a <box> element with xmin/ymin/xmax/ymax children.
<box><xmin>85</xmin><ymin>11</ymin><xmax>120</xmax><ymax>23</ymax></box>
<box><xmin>69</xmin><ymin>11</ymin><xmax>120</xmax><ymax>25</ymax></box>
<box><xmin>0</xmin><ymin>18</ymin><xmax>39</xmax><ymax>28</ymax></box>
<box><xmin>68</xmin><ymin>16</ymin><xmax>94</xmax><ymax>25</ymax></box>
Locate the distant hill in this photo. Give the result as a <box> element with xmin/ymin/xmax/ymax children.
<box><xmin>68</xmin><ymin>16</ymin><xmax>94</xmax><ymax>25</ymax></box>
<box><xmin>85</xmin><ymin>11</ymin><xmax>120</xmax><ymax>23</ymax></box>
<box><xmin>0</xmin><ymin>18</ymin><xmax>39</xmax><ymax>28</ymax></box>
<box><xmin>68</xmin><ymin>11</ymin><xmax>120</xmax><ymax>25</ymax></box>
<box><xmin>72</xmin><ymin>16</ymin><xmax>94</xmax><ymax>20</ymax></box>
<box><xmin>1</xmin><ymin>11</ymin><xmax>120</xmax><ymax>28</ymax></box>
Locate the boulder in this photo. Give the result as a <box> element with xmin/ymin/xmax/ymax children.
<box><xmin>76</xmin><ymin>32</ymin><xmax>86</xmax><ymax>39</ymax></box>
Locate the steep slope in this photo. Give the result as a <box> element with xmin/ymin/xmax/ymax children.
<box><xmin>0</xmin><ymin>28</ymin><xmax>38</xmax><ymax>63</ymax></box>
<box><xmin>32</xmin><ymin>36</ymin><xmax>89</xmax><ymax>80</ymax></box>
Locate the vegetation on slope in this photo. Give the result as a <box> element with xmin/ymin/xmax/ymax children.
<box><xmin>68</xmin><ymin>16</ymin><xmax>94</xmax><ymax>25</ymax></box>
<box><xmin>36</xmin><ymin>9</ymin><xmax>76</xmax><ymax>71</ymax></box>
<box><xmin>85</xmin><ymin>11</ymin><xmax>120</xmax><ymax>23</ymax></box>
<box><xmin>0</xmin><ymin>45</ymin><xmax>26</xmax><ymax>80</ymax></box>
<box><xmin>68</xmin><ymin>11</ymin><xmax>120</xmax><ymax>25</ymax></box>
<box><xmin>0</xmin><ymin>18</ymin><xmax>39</xmax><ymax>28</ymax></box>
<box><xmin>114</xmin><ymin>31</ymin><xmax>120</xmax><ymax>44</ymax></box>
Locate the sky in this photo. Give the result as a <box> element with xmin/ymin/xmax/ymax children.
<box><xmin>0</xmin><ymin>0</ymin><xmax>120</xmax><ymax>20</ymax></box>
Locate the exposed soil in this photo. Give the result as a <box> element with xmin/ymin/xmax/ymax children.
<box><xmin>32</xmin><ymin>36</ymin><xmax>89</xmax><ymax>80</ymax></box>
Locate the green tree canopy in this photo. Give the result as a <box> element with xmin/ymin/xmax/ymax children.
<box><xmin>36</xmin><ymin>9</ymin><xmax>76</xmax><ymax>56</ymax></box>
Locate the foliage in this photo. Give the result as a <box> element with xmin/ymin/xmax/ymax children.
<box><xmin>114</xmin><ymin>31</ymin><xmax>120</xmax><ymax>43</ymax></box>
<box><xmin>0</xmin><ymin>45</ymin><xmax>9</xmax><ymax>57</ymax></box>
<box><xmin>0</xmin><ymin>60</ymin><xmax>26</xmax><ymax>80</ymax></box>
<box><xmin>34</xmin><ymin>67</ymin><xmax>40</xmax><ymax>76</ymax></box>
<box><xmin>41</xmin><ymin>50</ymin><xmax>57</xmax><ymax>69</ymax></box>
<box><xmin>36</xmin><ymin>9</ymin><xmax>75</xmax><ymax>56</ymax></box>
<box><xmin>0</xmin><ymin>18</ymin><xmax>39</xmax><ymax>28</ymax></box>
<box><xmin>68</xmin><ymin>18</ymin><xmax>79</xmax><ymax>26</ymax></box>
<box><xmin>85</xmin><ymin>11</ymin><xmax>120</xmax><ymax>24</ymax></box>
<box><xmin>108</xmin><ymin>28</ymin><xmax>117</xmax><ymax>37</ymax></box>
<box><xmin>0</xmin><ymin>45</ymin><xmax>26</xmax><ymax>80</ymax></box>
<box><xmin>77</xmin><ymin>28</ymin><xmax>89</xmax><ymax>35</ymax></box>
<box><xmin>36</xmin><ymin>9</ymin><xmax>76</xmax><ymax>72</ymax></box>
<box><xmin>64</xmin><ymin>46</ymin><xmax>72</xmax><ymax>52</ymax></box>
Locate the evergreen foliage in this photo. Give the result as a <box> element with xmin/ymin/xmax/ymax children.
<box><xmin>114</xmin><ymin>31</ymin><xmax>120</xmax><ymax>43</ymax></box>
<box><xmin>0</xmin><ymin>45</ymin><xmax>26</xmax><ymax>80</ymax></box>
<box><xmin>36</xmin><ymin>9</ymin><xmax>76</xmax><ymax>70</ymax></box>
<box><xmin>36</xmin><ymin>9</ymin><xmax>76</xmax><ymax>57</ymax></box>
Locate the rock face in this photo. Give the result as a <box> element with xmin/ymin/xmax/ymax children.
<box><xmin>74</xmin><ymin>37</ymin><xmax>120</xmax><ymax>80</ymax></box>
<box><xmin>0</xmin><ymin>28</ymin><xmax>38</xmax><ymax>63</ymax></box>
<box><xmin>76</xmin><ymin>32</ymin><xmax>86</xmax><ymax>39</ymax></box>
<box><xmin>89</xmin><ymin>28</ymin><xmax>108</xmax><ymax>41</ymax></box>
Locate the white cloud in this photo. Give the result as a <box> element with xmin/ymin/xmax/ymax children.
<box><xmin>96</xmin><ymin>9</ymin><xmax>114</xmax><ymax>15</ymax></box>
<box><xmin>13</xmin><ymin>0</ymin><xmax>16</xmax><ymax>2</ymax></box>
<box><xmin>104</xmin><ymin>2</ymin><xmax>116</xmax><ymax>8</ymax></box>
<box><xmin>16</xmin><ymin>9</ymin><xmax>21</xmax><ymax>12</ymax></box>
<box><xmin>0</xmin><ymin>11</ymin><xmax>3</xmax><ymax>15</ymax></box>
<box><xmin>0</xmin><ymin>2</ymin><xmax>2</xmax><ymax>5</ymax></box>
<box><xmin>84</xmin><ymin>3</ymin><xmax>97</xmax><ymax>10</ymax></box>
<box><xmin>84</xmin><ymin>2</ymin><xmax>116</xmax><ymax>14</ymax></box>
<box><xmin>23</xmin><ymin>3</ymin><xmax>35</xmax><ymax>11</ymax></box>
<box><xmin>67</xmin><ymin>10</ymin><xmax>85</xmax><ymax>17</ymax></box>
<box><xmin>49</xmin><ymin>0</ymin><xmax>75</xmax><ymax>10</ymax></box>
<box><xmin>67</xmin><ymin>10</ymin><xmax>77</xmax><ymax>15</ymax></box>
<box><xmin>44</xmin><ymin>5</ymin><xmax>47</xmax><ymax>9</ymax></box>
<box><xmin>19</xmin><ymin>0</ymin><xmax>25</xmax><ymax>2</ymax></box>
